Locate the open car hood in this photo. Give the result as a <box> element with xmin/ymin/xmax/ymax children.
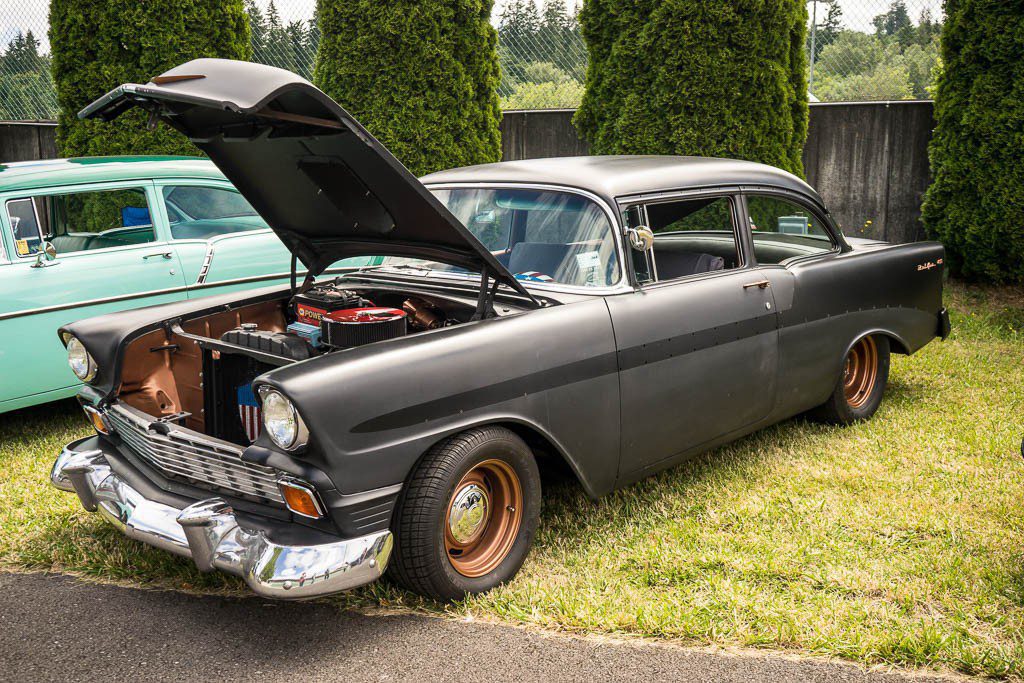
<box><xmin>80</xmin><ymin>58</ymin><xmax>531</xmax><ymax>298</ymax></box>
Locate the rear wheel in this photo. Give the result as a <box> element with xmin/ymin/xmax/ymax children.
<box><xmin>389</xmin><ymin>426</ymin><xmax>541</xmax><ymax>601</ymax></box>
<box><xmin>811</xmin><ymin>334</ymin><xmax>890</xmax><ymax>425</ymax></box>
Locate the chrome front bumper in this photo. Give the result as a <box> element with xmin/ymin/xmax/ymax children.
<box><xmin>51</xmin><ymin>439</ymin><xmax>393</xmax><ymax>600</ymax></box>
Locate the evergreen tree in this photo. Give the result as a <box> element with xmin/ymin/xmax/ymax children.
<box><xmin>0</xmin><ymin>31</ymin><xmax>57</xmax><ymax>120</ymax></box>
<box><xmin>286</xmin><ymin>21</ymin><xmax>310</xmax><ymax>79</ymax></box>
<box><xmin>813</xmin><ymin>1</ymin><xmax>843</xmax><ymax>60</ymax></box>
<box><xmin>50</xmin><ymin>0</ymin><xmax>250</xmax><ymax>157</ymax></box>
<box><xmin>576</xmin><ymin>0</ymin><xmax>808</xmax><ymax>175</ymax></box>
<box><xmin>246</xmin><ymin>0</ymin><xmax>268</xmax><ymax>57</ymax></box>
<box><xmin>921</xmin><ymin>0</ymin><xmax>1024</xmax><ymax>282</ymax></box>
<box><xmin>262</xmin><ymin>1</ymin><xmax>298</xmax><ymax>73</ymax></box>
<box><xmin>872</xmin><ymin>1</ymin><xmax>912</xmax><ymax>39</ymax></box>
<box><xmin>313</xmin><ymin>0</ymin><xmax>502</xmax><ymax>176</ymax></box>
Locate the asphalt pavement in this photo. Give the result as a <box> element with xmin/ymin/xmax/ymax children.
<box><xmin>0</xmin><ymin>572</ymin><xmax>959</xmax><ymax>682</ymax></box>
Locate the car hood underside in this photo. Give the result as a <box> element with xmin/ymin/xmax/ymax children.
<box><xmin>79</xmin><ymin>58</ymin><xmax>529</xmax><ymax>298</ymax></box>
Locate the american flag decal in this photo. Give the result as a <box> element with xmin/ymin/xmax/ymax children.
<box><xmin>514</xmin><ymin>271</ymin><xmax>554</xmax><ymax>283</ymax></box>
<box><xmin>237</xmin><ymin>384</ymin><xmax>262</xmax><ymax>443</ymax></box>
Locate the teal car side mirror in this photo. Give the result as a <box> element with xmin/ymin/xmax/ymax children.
<box><xmin>31</xmin><ymin>241</ymin><xmax>58</xmax><ymax>269</ymax></box>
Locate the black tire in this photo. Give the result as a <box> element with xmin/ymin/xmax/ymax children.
<box><xmin>389</xmin><ymin>426</ymin><xmax>541</xmax><ymax>601</ymax></box>
<box><xmin>810</xmin><ymin>334</ymin><xmax>890</xmax><ymax>425</ymax></box>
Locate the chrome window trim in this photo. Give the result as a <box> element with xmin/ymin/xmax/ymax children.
<box><xmin>4</xmin><ymin>196</ymin><xmax>45</xmax><ymax>256</ymax></box>
<box><xmin>739</xmin><ymin>185</ymin><xmax>845</xmax><ymax>251</ymax></box>
<box><xmin>421</xmin><ymin>182</ymin><xmax>632</xmax><ymax>296</ymax></box>
<box><xmin>617</xmin><ymin>185</ymin><xmax>744</xmax><ymax>205</ymax></box>
<box><xmin>158</xmin><ymin>181</ymin><xmax>268</xmax><ymax>240</ymax></box>
<box><xmin>616</xmin><ymin>186</ymin><xmax>753</xmax><ymax>289</ymax></box>
<box><xmin>3</xmin><ymin>184</ymin><xmax>158</xmax><ymax>259</ymax></box>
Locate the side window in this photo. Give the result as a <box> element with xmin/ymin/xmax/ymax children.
<box><xmin>746</xmin><ymin>195</ymin><xmax>835</xmax><ymax>264</ymax></box>
<box><xmin>644</xmin><ymin>195</ymin><xmax>741</xmax><ymax>281</ymax></box>
<box><xmin>162</xmin><ymin>185</ymin><xmax>267</xmax><ymax>240</ymax></box>
<box><xmin>6</xmin><ymin>198</ymin><xmax>43</xmax><ymax>256</ymax></box>
<box><xmin>6</xmin><ymin>188</ymin><xmax>154</xmax><ymax>257</ymax></box>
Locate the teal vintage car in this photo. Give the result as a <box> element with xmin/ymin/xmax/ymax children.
<box><xmin>0</xmin><ymin>156</ymin><xmax>382</xmax><ymax>414</ymax></box>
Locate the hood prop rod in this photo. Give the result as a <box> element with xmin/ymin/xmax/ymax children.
<box><xmin>289</xmin><ymin>254</ymin><xmax>314</xmax><ymax>294</ymax></box>
<box><xmin>471</xmin><ymin>269</ymin><xmax>501</xmax><ymax>321</ymax></box>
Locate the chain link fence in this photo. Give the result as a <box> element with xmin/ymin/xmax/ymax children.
<box><xmin>0</xmin><ymin>0</ymin><xmax>57</xmax><ymax>120</ymax></box>
<box><xmin>0</xmin><ymin>0</ymin><xmax>943</xmax><ymax>121</ymax></box>
<box><xmin>806</xmin><ymin>0</ymin><xmax>944</xmax><ymax>102</ymax></box>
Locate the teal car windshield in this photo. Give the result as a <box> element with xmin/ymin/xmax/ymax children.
<box><xmin>381</xmin><ymin>188</ymin><xmax>621</xmax><ymax>288</ymax></box>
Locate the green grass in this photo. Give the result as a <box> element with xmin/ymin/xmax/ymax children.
<box><xmin>2</xmin><ymin>281</ymin><xmax>1022</xmax><ymax>678</ymax></box>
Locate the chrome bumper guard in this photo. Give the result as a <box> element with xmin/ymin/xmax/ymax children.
<box><xmin>51</xmin><ymin>442</ymin><xmax>393</xmax><ymax>600</ymax></box>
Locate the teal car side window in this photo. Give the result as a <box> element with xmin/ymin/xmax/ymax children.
<box><xmin>162</xmin><ymin>185</ymin><xmax>268</xmax><ymax>240</ymax></box>
<box><xmin>6</xmin><ymin>187</ymin><xmax>156</xmax><ymax>257</ymax></box>
<box><xmin>6</xmin><ymin>198</ymin><xmax>44</xmax><ymax>256</ymax></box>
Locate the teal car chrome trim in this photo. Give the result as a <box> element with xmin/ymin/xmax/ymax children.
<box><xmin>195</xmin><ymin>243</ymin><xmax>215</xmax><ymax>284</ymax></box>
<box><xmin>0</xmin><ymin>283</ymin><xmax>194</xmax><ymax>322</ymax></box>
<box><xmin>0</xmin><ymin>267</ymin><xmax>367</xmax><ymax>322</ymax></box>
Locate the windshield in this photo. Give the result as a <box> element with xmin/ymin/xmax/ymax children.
<box><xmin>374</xmin><ymin>188</ymin><xmax>621</xmax><ymax>288</ymax></box>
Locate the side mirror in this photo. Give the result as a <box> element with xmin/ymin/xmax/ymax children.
<box><xmin>31</xmin><ymin>241</ymin><xmax>58</xmax><ymax>268</ymax></box>
<box><xmin>625</xmin><ymin>226</ymin><xmax>654</xmax><ymax>252</ymax></box>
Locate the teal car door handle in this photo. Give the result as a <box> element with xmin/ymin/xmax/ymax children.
<box><xmin>142</xmin><ymin>251</ymin><xmax>174</xmax><ymax>260</ymax></box>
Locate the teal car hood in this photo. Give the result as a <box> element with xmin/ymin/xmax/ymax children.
<box><xmin>80</xmin><ymin>58</ymin><xmax>531</xmax><ymax>299</ymax></box>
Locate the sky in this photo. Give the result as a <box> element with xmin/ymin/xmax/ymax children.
<box><xmin>0</xmin><ymin>0</ymin><xmax>947</xmax><ymax>53</ymax></box>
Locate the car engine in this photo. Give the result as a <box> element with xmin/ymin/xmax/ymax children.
<box><xmin>194</xmin><ymin>281</ymin><xmax>459</xmax><ymax>442</ymax></box>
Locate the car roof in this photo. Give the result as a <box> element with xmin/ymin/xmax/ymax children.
<box><xmin>0</xmin><ymin>156</ymin><xmax>225</xmax><ymax>192</ymax></box>
<box><xmin>422</xmin><ymin>156</ymin><xmax>824</xmax><ymax>206</ymax></box>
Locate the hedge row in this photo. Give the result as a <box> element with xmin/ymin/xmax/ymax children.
<box><xmin>313</xmin><ymin>0</ymin><xmax>502</xmax><ymax>176</ymax></box>
<box><xmin>574</xmin><ymin>0</ymin><xmax>809</xmax><ymax>176</ymax></box>
<box><xmin>922</xmin><ymin>0</ymin><xmax>1024</xmax><ymax>283</ymax></box>
<box><xmin>50</xmin><ymin>0</ymin><xmax>250</xmax><ymax>157</ymax></box>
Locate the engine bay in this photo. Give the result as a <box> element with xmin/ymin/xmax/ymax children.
<box><xmin>116</xmin><ymin>280</ymin><xmax>479</xmax><ymax>444</ymax></box>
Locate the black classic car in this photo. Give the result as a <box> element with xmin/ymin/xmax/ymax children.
<box><xmin>51</xmin><ymin>59</ymin><xmax>949</xmax><ymax>601</ymax></box>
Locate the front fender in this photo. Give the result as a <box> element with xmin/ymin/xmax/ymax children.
<box><xmin>258</xmin><ymin>299</ymin><xmax>621</xmax><ymax>496</ymax></box>
<box><xmin>59</xmin><ymin>283</ymin><xmax>289</xmax><ymax>395</ymax></box>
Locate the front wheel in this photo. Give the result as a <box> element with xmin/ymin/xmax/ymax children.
<box><xmin>810</xmin><ymin>334</ymin><xmax>890</xmax><ymax>425</ymax></box>
<box><xmin>389</xmin><ymin>426</ymin><xmax>541</xmax><ymax>601</ymax></box>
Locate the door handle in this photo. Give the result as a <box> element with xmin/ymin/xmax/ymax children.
<box><xmin>143</xmin><ymin>251</ymin><xmax>174</xmax><ymax>260</ymax></box>
<box><xmin>742</xmin><ymin>280</ymin><xmax>771</xmax><ymax>290</ymax></box>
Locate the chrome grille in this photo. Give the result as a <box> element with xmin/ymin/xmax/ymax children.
<box><xmin>106</xmin><ymin>404</ymin><xmax>285</xmax><ymax>506</ymax></box>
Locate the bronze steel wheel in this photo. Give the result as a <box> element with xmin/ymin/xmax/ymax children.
<box><xmin>811</xmin><ymin>334</ymin><xmax>890</xmax><ymax>425</ymax></box>
<box><xmin>389</xmin><ymin>426</ymin><xmax>541</xmax><ymax>601</ymax></box>
<box><xmin>444</xmin><ymin>459</ymin><xmax>523</xmax><ymax>578</ymax></box>
<box><xmin>843</xmin><ymin>336</ymin><xmax>879</xmax><ymax>409</ymax></box>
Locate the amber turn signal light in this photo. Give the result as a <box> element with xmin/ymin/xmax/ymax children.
<box><xmin>83</xmin><ymin>406</ymin><xmax>109</xmax><ymax>435</ymax></box>
<box><xmin>279</xmin><ymin>480</ymin><xmax>324</xmax><ymax>519</ymax></box>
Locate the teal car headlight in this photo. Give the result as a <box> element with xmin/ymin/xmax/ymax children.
<box><xmin>66</xmin><ymin>336</ymin><xmax>97</xmax><ymax>383</ymax></box>
<box><xmin>259</xmin><ymin>388</ymin><xmax>308</xmax><ymax>451</ymax></box>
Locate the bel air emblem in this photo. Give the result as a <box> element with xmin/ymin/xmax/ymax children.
<box><xmin>917</xmin><ymin>258</ymin><xmax>943</xmax><ymax>271</ymax></box>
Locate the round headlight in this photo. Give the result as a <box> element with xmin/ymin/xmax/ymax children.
<box><xmin>66</xmin><ymin>336</ymin><xmax>97</xmax><ymax>382</ymax></box>
<box><xmin>261</xmin><ymin>389</ymin><xmax>306</xmax><ymax>450</ymax></box>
